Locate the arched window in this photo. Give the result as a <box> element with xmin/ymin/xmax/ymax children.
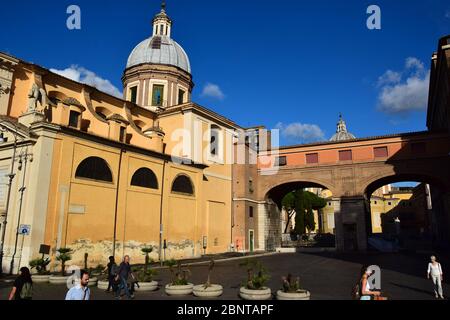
<box><xmin>75</xmin><ymin>157</ymin><xmax>113</xmax><ymax>182</ymax></box>
<box><xmin>171</xmin><ymin>175</ymin><xmax>194</xmax><ymax>196</ymax></box>
<box><xmin>131</xmin><ymin>168</ymin><xmax>158</xmax><ymax>189</ymax></box>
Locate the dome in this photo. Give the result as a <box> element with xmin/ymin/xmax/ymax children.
<box><xmin>126</xmin><ymin>35</ymin><xmax>191</xmax><ymax>74</ymax></box>
<box><xmin>330</xmin><ymin>115</ymin><xmax>356</xmax><ymax>142</ymax></box>
<box><xmin>330</xmin><ymin>131</ymin><xmax>356</xmax><ymax>142</ymax></box>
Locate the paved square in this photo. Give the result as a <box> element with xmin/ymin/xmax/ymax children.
<box><xmin>1</xmin><ymin>252</ymin><xmax>448</xmax><ymax>300</ymax></box>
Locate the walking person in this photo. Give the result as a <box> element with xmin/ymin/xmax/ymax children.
<box><xmin>427</xmin><ymin>255</ymin><xmax>444</xmax><ymax>299</ymax></box>
<box><xmin>65</xmin><ymin>270</ymin><xmax>91</xmax><ymax>300</ymax></box>
<box><xmin>8</xmin><ymin>267</ymin><xmax>33</xmax><ymax>300</ymax></box>
<box><xmin>104</xmin><ymin>256</ymin><xmax>117</xmax><ymax>293</ymax></box>
<box><xmin>114</xmin><ymin>255</ymin><xmax>136</xmax><ymax>300</ymax></box>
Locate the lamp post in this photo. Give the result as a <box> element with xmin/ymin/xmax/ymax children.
<box><xmin>0</xmin><ymin>122</ymin><xmax>19</xmax><ymax>275</ymax></box>
<box><xmin>9</xmin><ymin>149</ymin><xmax>32</xmax><ymax>274</ymax></box>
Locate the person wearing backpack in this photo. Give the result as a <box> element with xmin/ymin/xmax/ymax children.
<box><xmin>8</xmin><ymin>267</ymin><xmax>33</xmax><ymax>300</ymax></box>
<box><xmin>104</xmin><ymin>256</ymin><xmax>118</xmax><ymax>293</ymax></box>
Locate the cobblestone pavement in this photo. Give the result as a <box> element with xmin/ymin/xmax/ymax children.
<box><xmin>1</xmin><ymin>251</ymin><xmax>448</xmax><ymax>300</ymax></box>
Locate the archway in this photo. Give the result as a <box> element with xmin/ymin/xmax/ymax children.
<box><xmin>265</xmin><ymin>181</ymin><xmax>336</xmax><ymax>250</ymax></box>
<box><xmin>363</xmin><ymin>173</ymin><xmax>449</xmax><ymax>252</ymax></box>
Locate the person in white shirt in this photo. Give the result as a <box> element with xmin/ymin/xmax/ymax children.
<box><xmin>65</xmin><ymin>270</ymin><xmax>91</xmax><ymax>300</ymax></box>
<box><xmin>427</xmin><ymin>255</ymin><xmax>444</xmax><ymax>299</ymax></box>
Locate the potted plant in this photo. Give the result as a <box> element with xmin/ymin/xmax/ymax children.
<box><xmin>29</xmin><ymin>257</ymin><xmax>51</xmax><ymax>283</ymax></box>
<box><xmin>165</xmin><ymin>260</ymin><xmax>194</xmax><ymax>296</ymax></box>
<box><xmin>239</xmin><ymin>259</ymin><xmax>271</xmax><ymax>300</ymax></box>
<box><xmin>49</xmin><ymin>248</ymin><xmax>73</xmax><ymax>284</ymax></box>
<box><xmin>133</xmin><ymin>247</ymin><xmax>158</xmax><ymax>292</ymax></box>
<box><xmin>86</xmin><ymin>264</ymin><xmax>104</xmax><ymax>287</ymax></box>
<box><xmin>193</xmin><ymin>259</ymin><xmax>223</xmax><ymax>298</ymax></box>
<box><xmin>276</xmin><ymin>274</ymin><xmax>310</xmax><ymax>300</ymax></box>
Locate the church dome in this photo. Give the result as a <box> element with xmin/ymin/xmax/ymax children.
<box><xmin>330</xmin><ymin>114</ymin><xmax>356</xmax><ymax>142</ymax></box>
<box><xmin>126</xmin><ymin>35</ymin><xmax>191</xmax><ymax>74</ymax></box>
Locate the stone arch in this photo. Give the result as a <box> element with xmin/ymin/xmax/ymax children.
<box><xmin>362</xmin><ymin>172</ymin><xmax>449</xmax><ymax>199</ymax></box>
<box><xmin>262</xmin><ymin>178</ymin><xmax>336</xmax><ymax>208</ymax></box>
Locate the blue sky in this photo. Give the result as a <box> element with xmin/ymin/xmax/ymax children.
<box><xmin>2</xmin><ymin>0</ymin><xmax>449</xmax><ymax>146</ymax></box>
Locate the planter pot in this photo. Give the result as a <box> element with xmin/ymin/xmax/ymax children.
<box><xmin>87</xmin><ymin>277</ymin><xmax>98</xmax><ymax>287</ymax></box>
<box><xmin>135</xmin><ymin>281</ymin><xmax>158</xmax><ymax>292</ymax></box>
<box><xmin>276</xmin><ymin>290</ymin><xmax>311</xmax><ymax>300</ymax></box>
<box><xmin>49</xmin><ymin>275</ymin><xmax>71</xmax><ymax>285</ymax></box>
<box><xmin>31</xmin><ymin>275</ymin><xmax>50</xmax><ymax>283</ymax></box>
<box><xmin>165</xmin><ymin>283</ymin><xmax>194</xmax><ymax>296</ymax></box>
<box><xmin>97</xmin><ymin>280</ymin><xmax>109</xmax><ymax>290</ymax></box>
<box><xmin>193</xmin><ymin>284</ymin><xmax>223</xmax><ymax>298</ymax></box>
<box><xmin>239</xmin><ymin>287</ymin><xmax>272</xmax><ymax>300</ymax></box>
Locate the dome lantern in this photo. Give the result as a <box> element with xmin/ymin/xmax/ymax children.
<box><xmin>330</xmin><ymin>114</ymin><xmax>356</xmax><ymax>142</ymax></box>
<box><xmin>152</xmin><ymin>1</ymin><xmax>172</xmax><ymax>38</ymax></box>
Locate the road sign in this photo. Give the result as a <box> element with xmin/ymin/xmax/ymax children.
<box><xmin>19</xmin><ymin>224</ymin><xmax>31</xmax><ymax>236</ymax></box>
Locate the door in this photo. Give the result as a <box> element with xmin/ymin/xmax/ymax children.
<box><xmin>343</xmin><ymin>223</ymin><xmax>358</xmax><ymax>251</ymax></box>
<box><xmin>249</xmin><ymin>230</ymin><xmax>254</xmax><ymax>253</ymax></box>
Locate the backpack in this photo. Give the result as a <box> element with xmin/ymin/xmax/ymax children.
<box><xmin>20</xmin><ymin>282</ymin><xmax>33</xmax><ymax>300</ymax></box>
<box><xmin>111</xmin><ymin>264</ymin><xmax>119</xmax><ymax>277</ymax></box>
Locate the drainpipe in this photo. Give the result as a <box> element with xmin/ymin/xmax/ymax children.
<box><xmin>159</xmin><ymin>160</ymin><xmax>167</xmax><ymax>266</ymax></box>
<box><xmin>9</xmin><ymin>150</ymin><xmax>29</xmax><ymax>274</ymax></box>
<box><xmin>112</xmin><ymin>149</ymin><xmax>124</xmax><ymax>257</ymax></box>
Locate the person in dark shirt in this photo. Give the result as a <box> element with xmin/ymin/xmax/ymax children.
<box><xmin>8</xmin><ymin>267</ymin><xmax>33</xmax><ymax>300</ymax></box>
<box><xmin>114</xmin><ymin>255</ymin><xmax>136</xmax><ymax>300</ymax></box>
<box><xmin>104</xmin><ymin>256</ymin><xmax>117</xmax><ymax>292</ymax></box>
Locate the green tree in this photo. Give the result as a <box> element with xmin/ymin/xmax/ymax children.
<box><xmin>293</xmin><ymin>190</ymin><xmax>326</xmax><ymax>236</ymax></box>
<box><xmin>56</xmin><ymin>248</ymin><xmax>73</xmax><ymax>276</ymax></box>
<box><xmin>281</xmin><ymin>192</ymin><xmax>296</xmax><ymax>233</ymax></box>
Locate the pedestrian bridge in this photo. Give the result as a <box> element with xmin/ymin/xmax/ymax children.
<box><xmin>256</xmin><ymin>131</ymin><xmax>450</xmax><ymax>251</ymax></box>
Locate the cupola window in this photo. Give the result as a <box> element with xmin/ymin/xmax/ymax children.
<box><xmin>129</xmin><ymin>86</ymin><xmax>138</xmax><ymax>104</ymax></box>
<box><xmin>152</xmin><ymin>85</ymin><xmax>164</xmax><ymax>107</ymax></box>
<box><xmin>178</xmin><ymin>89</ymin><xmax>185</xmax><ymax>104</ymax></box>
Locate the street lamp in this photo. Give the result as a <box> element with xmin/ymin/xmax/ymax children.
<box><xmin>0</xmin><ymin>121</ymin><xmax>19</xmax><ymax>275</ymax></box>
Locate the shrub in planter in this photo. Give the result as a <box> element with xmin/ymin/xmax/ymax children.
<box><xmin>29</xmin><ymin>257</ymin><xmax>50</xmax><ymax>275</ymax></box>
<box><xmin>239</xmin><ymin>259</ymin><xmax>271</xmax><ymax>300</ymax></box>
<box><xmin>30</xmin><ymin>257</ymin><xmax>51</xmax><ymax>283</ymax></box>
<box><xmin>165</xmin><ymin>260</ymin><xmax>194</xmax><ymax>296</ymax></box>
<box><xmin>276</xmin><ymin>274</ymin><xmax>310</xmax><ymax>300</ymax></box>
<box><xmin>193</xmin><ymin>259</ymin><xmax>223</xmax><ymax>298</ymax></box>
<box><xmin>127</xmin><ymin>247</ymin><xmax>158</xmax><ymax>291</ymax></box>
<box><xmin>89</xmin><ymin>264</ymin><xmax>105</xmax><ymax>277</ymax></box>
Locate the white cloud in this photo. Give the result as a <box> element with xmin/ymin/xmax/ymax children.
<box><xmin>200</xmin><ymin>83</ymin><xmax>225</xmax><ymax>100</ymax></box>
<box><xmin>276</xmin><ymin>122</ymin><xmax>325</xmax><ymax>143</ymax></box>
<box><xmin>376</xmin><ymin>57</ymin><xmax>430</xmax><ymax>114</ymax></box>
<box><xmin>50</xmin><ymin>65</ymin><xmax>122</xmax><ymax>98</ymax></box>
<box><xmin>446</xmin><ymin>10</ymin><xmax>450</xmax><ymax>18</ymax></box>
<box><xmin>377</xmin><ymin>70</ymin><xmax>401</xmax><ymax>87</ymax></box>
